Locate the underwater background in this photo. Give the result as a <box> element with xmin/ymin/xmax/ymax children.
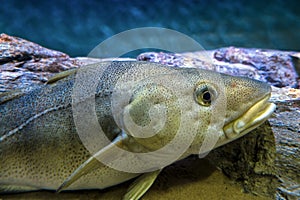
<box><xmin>0</xmin><ymin>0</ymin><xmax>299</xmax><ymax>57</ymax></box>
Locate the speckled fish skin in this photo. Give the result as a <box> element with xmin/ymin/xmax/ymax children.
<box><xmin>0</xmin><ymin>61</ymin><xmax>272</xmax><ymax>193</ymax></box>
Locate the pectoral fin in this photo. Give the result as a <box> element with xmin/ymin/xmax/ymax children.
<box><xmin>123</xmin><ymin>169</ymin><xmax>161</xmax><ymax>200</ymax></box>
<box><xmin>57</xmin><ymin>134</ymin><xmax>127</xmax><ymax>193</ymax></box>
<box><xmin>56</xmin><ymin>155</ymin><xmax>99</xmax><ymax>192</ymax></box>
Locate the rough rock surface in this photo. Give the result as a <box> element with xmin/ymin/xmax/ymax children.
<box><xmin>0</xmin><ymin>33</ymin><xmax>82</xmax><ymax>93</ymax></box>
<box><xmin>137</xmin><ymin>47</ymin><xmax>299</xmax><ymax>88</ymax></box>
<box><xmin>1</xmin><ymin>34</ymin><xmax>299</xmax><ymax>199</ymax></box>
<box><xmin>269</xmin><ymin>100</ymin><xmax>300</xmax><ymax>199</ymax></box>
<box><xmin>207</xmin><ymin>121</ymin><xmax>278</xmax><ymax>197</ymax></box>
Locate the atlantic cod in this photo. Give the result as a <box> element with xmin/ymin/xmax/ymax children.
<box><xmin>0</xmin><ymin>61</ymin><xmax>276</xmax><ymax>199</ymax></box>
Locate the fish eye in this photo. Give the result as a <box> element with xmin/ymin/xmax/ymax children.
<box><xmin>194</xmin><ymin>83</ymin><xmax>216</xmax><ymax>106</ymax></box>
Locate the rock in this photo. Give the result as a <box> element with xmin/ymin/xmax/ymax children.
<box><xmin>208</xmin><ymin>99</ymin><xmax>300</xmax><ymax>200</ymax></box>
<box><xmin>207</xmin><ymin>121</ymin><xmax>278</xmax><ymax>197</ymax></box>
<box><xmin>213</xmin><ymin>47</ymin><xmax>298</xmax><ymax>88</ymax></box>
<box><xmin>291</xmin><ymin>53</ymin><xmax>300</xmax><ymax>76</ymax></box>
<box><xmin>137</xmin><ymin>47</ymin><xmax>299</xmax><ymax>88</ymax></box>
<box><xmin>0</xmin><ymin>33</ymin><xmax>82</xmax><ymax>93</ymax></box>
<box><xmin>269</xmin><ymin>100</ymin><xmax>300</xmax><ymax>199</ymax></box>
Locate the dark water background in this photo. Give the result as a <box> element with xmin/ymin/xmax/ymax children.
<box><xmin>0</xmin><ymin>0</ymin><xmax>299</xmax><ymax>57</ymax></box>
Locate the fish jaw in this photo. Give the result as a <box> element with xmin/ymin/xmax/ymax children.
<box><xmin>217</xmin><ymin>93</ymin><xmax>276</xmax><ymax>147</ymax></box>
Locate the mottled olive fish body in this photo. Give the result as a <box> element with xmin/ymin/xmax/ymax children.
<box><xmin>0</xmin><ymin>61</ymin><xmax>276</xmax><ymax>199</ymax></box>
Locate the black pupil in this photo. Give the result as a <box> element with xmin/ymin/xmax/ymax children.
<box><xmin>202</xmin><ymin>90</ymin><xmax>211</xmax><ymax>102</ymax></box>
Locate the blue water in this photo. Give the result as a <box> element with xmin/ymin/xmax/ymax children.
<box><xmin>0</xmin><ymin>0</ymin><xmax>299</xmax><ymax>57</ymax></box>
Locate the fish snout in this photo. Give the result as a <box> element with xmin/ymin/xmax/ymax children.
<box><xmin>217</xmin><ymin>74</ymin><xmax>276</xmax><ymax>145</ymax></box>
<box><xmin>221</xmin><ymin>74</ymin><xmax>272</xmax><ymax>124</ymax></box>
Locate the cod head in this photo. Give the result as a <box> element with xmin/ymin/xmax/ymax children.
<box><xmin>123</xmin><ymin>67</ymin><xmax>276</xmax><ymax>153</ymax></box>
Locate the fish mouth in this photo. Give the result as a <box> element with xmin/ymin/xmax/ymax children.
<box><xmin>223</xmin><ymin>94</ymin><xmax>276</xmax><ymax>140</ymax></box>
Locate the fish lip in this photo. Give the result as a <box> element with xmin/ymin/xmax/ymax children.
<box><xmin>223</xmin><ymin>93</ymin><xmax>276</xmax><ymax>140</ymax></box>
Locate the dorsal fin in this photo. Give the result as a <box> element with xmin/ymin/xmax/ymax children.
<box><xmin>0</xmin><ymin>89</ymin><xmax>24</xmax><ymax>104</ymax></box>
<box><xmin>46</xmin><ymin>68</ymin><xmax>78</xmax><ymax>84</ymax></box>
<box><xmin>0</xmin><ymin>68</ymin><xmax>78</xmax><ymax>104</ymax></box>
